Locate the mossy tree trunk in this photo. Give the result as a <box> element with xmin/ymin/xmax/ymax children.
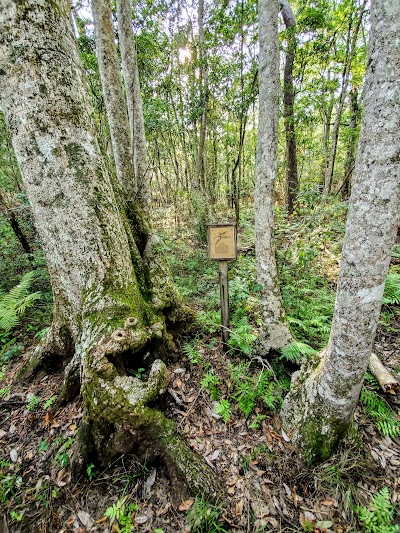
<box><xmin>0</xmin><ymin>0</ymin><xmax>216</xmax><ymax>500</ymax></box>
<box><xmin>281</xmin><ymin>0</ymin><xmax>400</xmax><ymax>465</ymax></box>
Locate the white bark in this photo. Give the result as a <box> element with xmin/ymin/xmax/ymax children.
<box><xmin>281</xmin><ymin>0</ymin><xmax>400</xmax><ymax>464</ymax></box>
<box><xmin>0</xmin><ymin>0</ymin><xmax>138</xmax><ymax>347</ymax></box>
<box><xmin>116</xmin><ymin>0</ymin><xmax>149</xmax><ymax>206</ymax></box>
<box><xmin>0</xmin><ymin>0</ymin><xmax>216</xmax><ymax>496</ymax></box>
<box><xmin>91</xmin><ymin>0</ymin><xmax>136</xmax><ymax>199</ymax></box>
<box><xmin>255</xmin><ymin>0</ymin><xmax>293</xmax><ymax>354</ymax></box>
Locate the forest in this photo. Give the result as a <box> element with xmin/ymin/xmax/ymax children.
<box><xmin>0</xmin><ymin>0</ymin><xmax>399</xmax><ymax>531</ymax></box>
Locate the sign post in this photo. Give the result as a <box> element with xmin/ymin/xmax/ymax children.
<box><xmin>207</xmin><ymin>224</ymin><xmax>237</xmax><ymax>346</ymax></box>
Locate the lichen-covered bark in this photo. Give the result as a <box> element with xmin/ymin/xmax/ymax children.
<box><xmin>255</xmin><ymin>0</ymin><xmax>293</xmax><ymax>354</ymax></box>
<box><xmin>0</xmin><ymin>0</ymin><xmax>214</xmax><ymax>498</ymax></box>
<box><xmin>281</xmin><ymin>0</ymin><xmax>400</xmax><ymax>465</ymax></box>
<box><xmin>116</xmin><ymin>0</ymin><xmax>149</xmax><ymax>206</ymax></box>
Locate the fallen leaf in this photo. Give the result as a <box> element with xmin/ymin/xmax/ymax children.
<box><xmin>316</xmin><ymin>520</ymin><xmax>334</xmax><ymax>529</ymax></box>
<box><xmin>304</xmin><ymin>511</ymin><xmax>316</xmax><ymax>522</ymax></box>
<box><xmin>10</xmin><ymin>449</ymin><xmax>18</xmax><ymax>462</ymax></box>
<box><xmin>145</xmin><ymin>469</ymin><xmax>156</xmax><ymax>489</ymax></box>
<box><xmin>44</xmin><ymin>412</ymin><xmax>54</xmax><ymax>427</ymax></box>
<box><xmin>179</xmin><ymin>499</ymin><xmax>194</xmax><ymax>511</ymax></box>
<box><xmin>281</xmin><ymin>429</ymin><xmax>290</xmax><ymax>442</ymax></box>
<box><xmin>96</xmin><ymin>516</ymin><xmax>108</xmax><ymax>524</ymax></box>
<box><xmin>135</xmin><ymin>516</ymin><xmax>148</xmax><ymax>525</ymax></box>
<box><xmin>78</xmin><ymin>510</ymin><xmax>93</xmax><ymax>528</ymax></box>
<box><xmin>0</xmin><ymin>429</ymin><xmax>6</xmax><ymax>438</ymax></box>
<box><xmin>322</xmin><ymin>498</ymin><xmax>334</xmax><ymax>506</ymax></box>
<box><xmin>9</xmin><ymin>424</ymin><xmax>16</xmax><ymax>434</ymax></box>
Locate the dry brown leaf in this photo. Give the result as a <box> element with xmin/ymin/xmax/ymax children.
<box><xmin>44</xmin><ymin>412</ymin><xmax>54</xmax><ymax>427</ymax></box>
<box><xmin>322</xmin><ymin>498</ymin><xmax>334</xmax><ymax>506</ymax></box>
<box><xmin>95</xmin><ymin>516</ymin><xmax>107</xmax><ymax>524</ymax></box>
<box><xmin>178</xmin><ymin>499</ymin><xmax>194</xmax><ymax>511</ymax></box>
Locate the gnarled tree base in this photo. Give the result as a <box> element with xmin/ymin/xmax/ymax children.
<box><xmin>74</xmin><ymin>325</ymin><xmax>218</xmax><ymax>503</ymax></box>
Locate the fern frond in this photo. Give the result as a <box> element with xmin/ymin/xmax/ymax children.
<box><xmin>215</xmin><ymin>399</ymin><xmax>232</xmax><ymax>423</ymax></box>
<box><xmin>383</xmin><ymin>273</ymin><xmax>400</xmax><ymax>305</ymax></box>
<box><xmin>360</xmin><ymin>388</ymin><xmax>400</xmax><ymax>438</ymax></box>
<box><xmin>279</xmin><ymin>341</ymin><xmax>317</xmax><ymax>363</ymax></box>
<box><xmin>0</xmin><ymin>271</ymin><xmax>41</xmax><ymax>332</ymax></box>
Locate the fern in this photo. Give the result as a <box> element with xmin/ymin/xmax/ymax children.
<box><xmin>279</xmin><ymin>341</ymin><xmax>317</xmax><ymax>363</ymax></box>
<box><xmin>358</xmin><ymin>487</ymin><xmax>400</xmax><ymax>533</ymax></box>
<box><xmin>215</xmin><ymin>399</ymin><xmax>232</xmax><ymax>423</ymax></box>
<box><xmin>233</xmin><ymin>381</ymin><xmax>255</xmax><ymax>418</ymax></box>
<box><xmin>360</xmin><ymin>388</ymin><xmax>400</xmax><ymax>439</ymax></box>
<box><xmin>0</xmin><ymin>271</ymin><xmax>41</xmax><ymax>332</ymax></box>
<box><xmin>382</xmin><ymin>273</ymin><xmax>400</xmax><ymax>305</ymax></box>
<box><xmin>391</xmin><ymin>245</ymin><xmax>400</xmax><ymax>259</ymax></box>
<box><xmin>182</xmin><ymin>341</ymin><xmax>202</xmax><ymax>365</ymax></box>
<box><xmin>227</xmin><ymin>317</ymin><xmax>257</xmax><ymax>356</ymax></box>
<box><xmin>249</xmin><ymin>414</ymin><xmax>266</xmax><ymax>429</ymax></box>
<box><xmin>201</xmin><ymin>370</ymin><xmax>221</xmax><ymax>400</ymax></box>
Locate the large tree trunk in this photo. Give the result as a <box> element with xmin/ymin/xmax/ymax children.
<box><xmin>255</xmin><ymin>0</ymin><xmax>293</xmax><ymax>354</ymax></box>
<box><xmin>281</xmin><ymin>0</ymin><xmax>400</xmax><ymax>465</ymax></box>
<box><xmin>0</xmin><ymin>0</ymin><xmax>216</xmax><ymax>500</ymax></box>
<box><xmin>116</xmin><ymin>0</ymin><xmax>149</xmax><ymax>206</ymax></box>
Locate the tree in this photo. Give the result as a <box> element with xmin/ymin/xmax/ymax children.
<box><xmin>281</xmin><ymin>0</ymin><xmax>400</xmax><ymax>464</ymax></box>
<box><xmin>0</xmin><ymin>0</ymin><xmax>216</xmax><ymax>501</ymax></box>
<box><xmin>255</xmin><ymin>0</ymin><xmax>293</xmax><ymax>354</ymax></box>
<box><xmin>323</xmin><ymin>0</ymin><xmax>366</xmax><ymax>194</ymax></box>
<box><xmin>116</xmin><ymin>0</ymin><xmax>149</xmax><ymax>205</ymax></box>
<box><xmin>281</xmin><ymin>2</ymin><xmax>298</xmax><ymax>216</ymax></box>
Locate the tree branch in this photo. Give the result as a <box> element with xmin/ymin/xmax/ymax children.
<box><xmin>280</xmin><ymin>0</ymin><xmax>296</xmax><ymax>27</ymax></box>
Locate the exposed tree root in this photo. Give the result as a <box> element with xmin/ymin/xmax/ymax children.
<box><xmin>75</xmin><ymin>327</ymin><xmax>218</xmax><ymax>503</ymax></box>
<box><xmin>369</xmin><ymin>352</ymin><xmax>399</xmax><ymax>394</ymax></box>
<box><xmin>17</xmin><ymin>321</ymin><xmax>73</xmax><ymax>381</ymax></box>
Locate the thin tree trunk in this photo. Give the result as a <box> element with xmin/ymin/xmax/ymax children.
<box><xmin>324</xmin><ymin>1</ymin><xmax>366</xmax><ymax>194</ymax></box>
<box><xmin>282</xmin><ymin>18</ymin><xmax>298</xmax><ymax>215</ymax></box>
<box><xmin>282</xmin><ymin>0</ymin><xmax>400</xmax><ymax>464</ymax></box>
<box><xmin>255</xmin><ymin>0</ymin><xmax>293</xmax><ymax>354</ymax></box>
<box><xmin>0</xmin><ymin>190</ymin><xmax>32</xmax><ymax>257</ymax></box>
<box><xmin>341</xmin><ymin>87</ymin><xmax>360</xmax><ymax>199</ymax></box>
<box><xmin>91</xmin><ymin>0</ymin><xmax>135</xmax><ymax>199</ymax></box>
<box><xmin>192</xmin><ymin>0</ymin><xmax>208</xmax><ymax>192</ymax></box>
<box><xmin>116</xmin><ymin>0</ymin><xmax>149</xmax><ymax>206</ymax></box>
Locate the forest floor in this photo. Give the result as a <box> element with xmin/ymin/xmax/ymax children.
<box><xmin>1</xmin><ymin>202</ymin><xmax>399</xmax><ymax>533</ymax></box>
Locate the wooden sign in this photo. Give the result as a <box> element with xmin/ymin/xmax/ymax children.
<box><xmin>207</xmin><ymin>224</ymin><xmax>237</xmax><ymax>261</ymax></box>
<box><xmin>207</xmin><ymin>224</ymin><xmax>237</xmax><ymax>347</ymax></box>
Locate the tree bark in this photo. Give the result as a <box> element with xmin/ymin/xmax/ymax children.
<box><xmin>0</xmin><ymin>0</ymin><xmax>216</xmax><ymax>499</ymax></box>
<box><xmin>369</xmin><ymin>353</ymin><xmax>399</xmax><ymax>394</ymax></box>
<box><xmin>281</xmin><ymin>0</ymin><xmax>400</xmax><ymax>465</ymax></box>
<box><xmin>91</xmin><ymin>0</ymin><xmax>135</xmax><ymax>200</ymax></box>
<box><xmin>341</xmin><ymin>87</ymin><xmax>360</xmax><ymax>199</ymax></box>
<box><xmin>255</xmin><ymin>0</ymin><xmax>293</xmax><ymax>354</ymax></box>
<box><xmin>282</xmin><ymin>9</ymin><xmax>298</xmax><ymax>216</ymax></box>
<box><xmin>116</xmin><ymin>0</ymin><xmax>149</xmax><ymax>206</ymax></box>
